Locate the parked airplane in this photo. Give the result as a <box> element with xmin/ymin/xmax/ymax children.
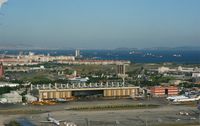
<box><xmin>167</xmin><ymin>95</ymin><xmax>200</xmax><ymax>102</ymax></box>
<box><xmin>174</xmin><ymin>96</ymin><xmax>200</xmax><ymax>102</ymax></box>
<box><xmin>40</xmin><ymin>113</ymin><xmax>77</xmax><ymax>126</ymax></box>
<box><xmin>56</xmin><ymin>98</ymin><xmax>67</xmax><ymax>103</ymax></box>
<box><xmin>40</xmin><ymin>113</ymin><xmax>65</xmax><ymax>126</ymax></box>
<box><xmin>166</xmin><ymin>95</ymin><xmax>188</xmax><ymax>101</ymax></box>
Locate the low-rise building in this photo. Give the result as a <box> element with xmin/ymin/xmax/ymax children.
<box><xmin>192</xmin><ymin>73</ymin><xmax>200</xmax><ymax>84</ymax></box>
<box><xmin>0</xmin><ymin>82</ymin><xmax>19</xmax><ymax>87</ymax></box>
<box><xmin>0</xmin><ymin>91</ymin><xmax>22</xmax><ymax>103</ymax></box>
<box><xmin>158</xmin><ymin>67</ymin><xmax>170</xmax><ymax>73</ymax></box>
<box><xmin>24</xmin><ymin>94</ymin><xmax>37</xmax><ymax>103</ymax></box>
<box><xmin>158</xmin><ymin>66</ymin><xmax>200</xmax><ymax>74</ymax></box>
<box><xmin>150</xmin><ymin>86</ymin><xmax>179</xmax><ymax>97</ymax></box>
<box><xmin>169</xmin><ymin>80</ymin><xmax>182</xmax><ymax>86</ymax></box>
<box><xmin>192</xmin><ymin>73</ymin><xmax>200</xmax><ymax>78</ymax></box>
<box><xmin>68</xmin><ymin>77</ymin><xmax>89</xmax><ymax>83</ymax></box>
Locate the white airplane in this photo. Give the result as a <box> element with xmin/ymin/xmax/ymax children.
<box><xmin>173</xmin><ymin>96</ymin><xmax>200</xmax><ymax>102</ymax></box>
<box><xmin>166</xmin><ymin>95</ymin><xmax>188</xmax><ymax>101</ymax></box>
<box><xmin>40</xmin><ymin>113</ymin><xmax>77</xmax><ymax>126</ymax></box>
<box><xmin>64</xmin><ymin>122</ymin><xmax>77</xmax><ymax>126</ymax></box>
<box><xmin>0</xmin><ymin>0</ymin><xmax>8</xmax><ymax>8</ymax></box>
<box><xmin>40</xmin><ymin>113</ymin><xmax>65</xmax><ymax>126</ymax></box>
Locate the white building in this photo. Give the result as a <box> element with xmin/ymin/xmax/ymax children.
<box><xmin>0</xmin><ymin>91</ymin><xmax>22</xmax><ymax>103</ymax></box>
<box><xmin>29</xmin><ymin>65</ymin><xmax>45</xmax><ymax>70</ymax></box>
<box><xmin>178</xmin><ymin>66</ymin><xmax>194</xmax><ymax>73</ymax></box>
<box><xmin>24</xmin><ymin>94</ymin><xmax>37</xmax><ymax>103</ymax></box>
<box><xmin>68</xmin><ymin>77</ymin><xmax>89</xmax><ymax>83</ymax></box>
<box><xmin>75</xmin><ymin>49</ymin><xmax>80</xmax><ymax>57</ymax></box>
<box><xmin>192</xmin><ymin>73</ymin><xmax>200</xmax><ymax>78</ymax></box>
<box><xmin>158</xmin><ymin>67</ymin><xmax>170</xmax><ymax>73</ymax></box>
<box><xmin>169</xmin><ymin>80</ymin><xmax>182</xmax><ymax>85</ymax></box>
<box><xmin>158</xmin><ymin>66</ymin><xmax>199</xmax><ymax>74</ymax></box>
<box><xmin>0</xmin><ymin>82</ymin><xmax>19</xmax><ymax>87</ymax></box>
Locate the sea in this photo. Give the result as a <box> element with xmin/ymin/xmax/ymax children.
<box><xmin>1</xmin><ymin>49</ymin><xmax>200</xmax><ymax>64</ymax></box>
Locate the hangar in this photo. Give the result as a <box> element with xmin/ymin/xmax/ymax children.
<box><xmin>30</xmin><ymin>83</ymin><xmax>140</xmax><ymax>100</ymax></box>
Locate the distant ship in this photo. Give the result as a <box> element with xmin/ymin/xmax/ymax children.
<box><xmin>143</xmin><ymin>53</ymin><xmax>163</xmax><ymax>58</ymax></box>
<box><xmin>129</xmin><ymin>51</ymin><xmax>143</xmax><ymax>55</ymax></box>
<box><xmin>173</xmin><ymin>54</ymin><xmax>182</xmax><ymax>57</ymax></box>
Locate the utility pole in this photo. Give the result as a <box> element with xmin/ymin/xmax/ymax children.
<box><xmin>115</xmin><ymin>120</ymin><xmax>120</xmax><ymax>126</ymax></box>
<box><xmin>145</xmin><ymin>110</ymin><xmax>148</xmax><ymax>126</ymax></box>
<box><xmin>145</xmin><ymin>117</ymin><xmax>148</xmax><ymax>126</ymax></box>
<box><xmin>85</xmin><ymin>118</ymin><xmax>90</xmax><ymax>126</ymax></box>
<box><xmin>197</xmin><ymin>102</ymin><xmax>200</xmax><ymax>125</ymax></box>
<box><xmin>198</xmin><ymin>107</ymin><xmax>200</xmax><ymax>125</ymax></box>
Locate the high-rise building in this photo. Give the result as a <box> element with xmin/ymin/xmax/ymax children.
<box><xmin>117</xmin><ymin>64</ymin><xmax>126</xmax><ymax>75</ymax></box>
<box><xmin>117</xmin><ymin>64</ymin><xmax>128</xmax><ymax>83</ymax></box>
<box><xmin>75</xmin><ymin>49</ymin><xmax>80</xmax><ymax>58</ymax></box>
<box><xmin>0</xmin><ymin>62</ymin><xmax>4</xmax><ymax>78</ymax></box>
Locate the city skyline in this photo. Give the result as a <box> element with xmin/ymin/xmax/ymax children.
<box><xmin>0</xmin><ymin>0</ymin><xmax>200</xmax><ymax>49</ymax></box>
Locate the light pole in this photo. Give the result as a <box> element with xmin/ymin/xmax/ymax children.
<box><xmin>115</xmin><ymin>120</ymin><xmax>120</xmax><ymax>126</ymax></box>
<box><xmin>85</xmin><ymin>118</ymin><xmax>90</xmax><ymax>126</ymax></box>
<box><xmin>144</xmin><ymin>110</ymin><xmax>148</xmax><ymax>126</ymax></box>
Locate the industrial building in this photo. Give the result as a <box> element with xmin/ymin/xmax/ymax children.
<box><xmin>31</xmin><ymin>83</ymin><xmax>140</xmax><ymax>100</ymax></box>
<box><xmin>150</xmin><ymin>86</ymin><xmax>179</xmax><ymax>97</ymax></box>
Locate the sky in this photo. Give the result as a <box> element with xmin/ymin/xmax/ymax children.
<box><xmin>0</xmin><ymin>0</ymin><xmax>200</xmax><ymax>49</ymax></box>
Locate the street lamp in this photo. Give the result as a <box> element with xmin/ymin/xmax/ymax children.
<box><xmin>115</xmin><ymin>120</ymin><xmax>120</xmax><ymax>126</ymax></box>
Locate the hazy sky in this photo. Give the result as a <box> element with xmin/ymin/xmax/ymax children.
<box><xmin>0</xmin><ymin>0</ymin><xmax>200</xmax><ymax>49</ymax></box>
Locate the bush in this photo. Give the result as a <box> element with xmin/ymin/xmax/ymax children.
<box><xmin>69</xmin><ymin>104</ymin><xmax>159</xmax><ymax>111</ymax></box>
<box><xmin>5</xmin><ymin>121</ymin><xmax>21</xmax><ymax>126</ymax></box>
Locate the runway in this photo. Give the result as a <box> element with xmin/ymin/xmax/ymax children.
<box><xmin>0</xmin><ymin>98</ymin><xmax>199</xmax><ymax>126</ymax></box>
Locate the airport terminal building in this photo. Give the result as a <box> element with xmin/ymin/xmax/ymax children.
<box><xmin>31</xmin><ymin>83</ymin><xmax>140</xmax><ymax>100</ymax></box>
